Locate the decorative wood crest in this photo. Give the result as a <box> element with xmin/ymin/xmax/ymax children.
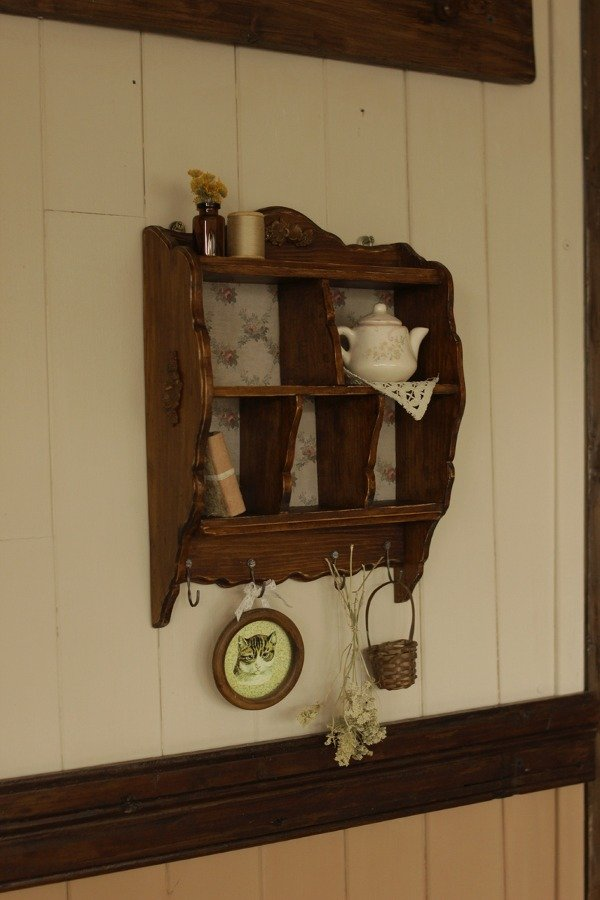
<box><xmin>265</xmin><ymin>218</ymin><xmax>314</xmax><ymax>248</ymax></box>
<box><xmin>163</xmin><ymin>351</ymin><xmax>182</xmax><ymax>425</ymax></box>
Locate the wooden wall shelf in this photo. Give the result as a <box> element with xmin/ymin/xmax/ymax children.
<box><xmin>143</xmin><ymin>207</ymin><xmax>465</xmax><ymax>626</ymax></box>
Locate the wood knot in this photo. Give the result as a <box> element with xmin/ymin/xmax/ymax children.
<box><xmin>434</xmin><ymin>0</ymin><xmax>460</xmax><ymax>21</ymax></box>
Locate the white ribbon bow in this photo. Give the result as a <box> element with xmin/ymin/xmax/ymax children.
<box><xmin>235</xmin><ymin>579</ymin><xmax>288</xmax><ymax>620</ymax></box>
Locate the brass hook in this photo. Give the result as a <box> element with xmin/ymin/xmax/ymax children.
<box><xmin>185</xmin><ymin>558</ymin><xmax>200</xmax><ymax>607</ymax></box>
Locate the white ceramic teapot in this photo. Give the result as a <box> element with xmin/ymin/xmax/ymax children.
<box><xmin>337</xmin><ymin>302</ymin><xmax>428</xmax><ymax>383</ymax></box>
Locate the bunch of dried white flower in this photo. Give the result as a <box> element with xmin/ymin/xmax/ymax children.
<box><xmin>298</xmin><ymin>545</ymin><xmax>386</xmax><ymax>767</ymax></box>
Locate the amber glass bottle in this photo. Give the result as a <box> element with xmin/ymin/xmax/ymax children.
<box><xmin>193</xmin><ymin>202</ymin><xmax>225</xmax><ymax>256</ymax></box>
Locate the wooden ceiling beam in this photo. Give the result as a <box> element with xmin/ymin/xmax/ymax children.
<box><xmin>0</xmin><ymin>0</ymin><xmax>535</xmax><ymax>84</ymax></box>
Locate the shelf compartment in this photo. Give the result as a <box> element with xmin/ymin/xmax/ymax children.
<box><xmin>278</xmin><ymin>279</ymin><xmax>342</xmax><ymax>385</ymax></box>
<box><xmin>395</xmin><ymin>391</ymin><xmax>463</xmax><ymax>506</ymax></box>
<box><xmin>315</xmin><ymin>394</ymin><xmax>384</xmax><ymax>508</ymax></box>
<box><xmin>239</xmin><ymin>395</ymin><xmax>303</xmax><ymax>514</ymax></box>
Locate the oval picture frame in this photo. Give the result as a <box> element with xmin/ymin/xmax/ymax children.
<box><xmin>212</xmin><ymin>608</ymin><xmax>304</xmax><ymax>710</ymax></box>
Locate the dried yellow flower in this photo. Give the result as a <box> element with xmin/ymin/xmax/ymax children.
<box><xmin>188</xmin><ymin>168</ymin><xmax>228</xmax><ymax>205</ymax></box>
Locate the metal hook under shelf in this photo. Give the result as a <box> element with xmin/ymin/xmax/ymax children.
<box><xmin>384</xmin><ymin>540</ymin><xmax>395</xmax><ymax>582</ymax></box>
<box><xmin>329</xmin><ymin>550</ymin><xmax>347</xmax><ymax>591</ymax></box>
<box><xmin>185</xmin><ymin>558</ymin><xmax>200</xmax><ymax>607</ymax></box>
<box><xmin>373</xmin><ymin>541</ymin><xmax>412</xmax><ymax>604</ymax></box>
<box><xmin>247</xmin><ymin>558</ymin><xmax>266</xmax><ymax>597</ymax></box>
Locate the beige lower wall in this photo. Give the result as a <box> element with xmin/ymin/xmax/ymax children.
<box><xmin>4</xmin><ymin>788</ymin><xmax>584</xmax><ymax>899</ymax></box>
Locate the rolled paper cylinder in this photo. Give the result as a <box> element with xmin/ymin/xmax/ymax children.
<box><xmin>227</xmin><ymin>211</ymin><xmax>265</xmax><ymax>258</ymax></box>
<box><xmin>204</xmin><ymin>431</ymin><xmax>246</xmax><ymax>517</ymax></box>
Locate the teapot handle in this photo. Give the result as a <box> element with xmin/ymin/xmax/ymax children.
<box><xmin>337</xmin><ymin>326</ymin><xmax>356</xmax><ymax>368</ymax></box>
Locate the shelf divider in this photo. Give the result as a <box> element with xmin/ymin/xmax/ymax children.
<box><xmin>239</xmin><ymin>395</ymin><xmax>303</xmax><ymax>514</ymax></box>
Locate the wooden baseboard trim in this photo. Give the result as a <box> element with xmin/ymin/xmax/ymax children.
<box><xmin>0</xmin><ymin>691</ymin><xmax>596</xmax><ymax>892</ymax></box>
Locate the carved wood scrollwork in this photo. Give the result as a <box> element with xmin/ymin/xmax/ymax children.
<box><xmin>163</xmin><ymin>351</ymin><xmax>182</xmax><ymax>426</ymax></box>
<box><xmin>265</xmin><ymin>218</ymin><xmax>314</xmax><ymax>248</ymax></box>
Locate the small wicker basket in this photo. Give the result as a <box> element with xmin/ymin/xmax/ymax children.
<box><xmin>365</xmin><ymin>576</ymin><xmax>418</xmax><ymax>690</ymax></box>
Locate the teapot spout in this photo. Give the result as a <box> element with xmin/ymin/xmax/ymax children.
<box><xmin>409</xmin><ymin>327</ymin><xmax>429</xmax><ymax>361</ymax></box>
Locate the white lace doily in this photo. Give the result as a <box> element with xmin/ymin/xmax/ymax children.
<box><xmin>345</xmin><ymin>369</ymin><xmax>439</xmax><ymax>421</ymax></box>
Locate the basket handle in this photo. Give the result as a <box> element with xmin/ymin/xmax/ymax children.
<box><xmin>365</xmin><ymin>573</ymin><xmax>415</xmax><ymax>650</ymax></box>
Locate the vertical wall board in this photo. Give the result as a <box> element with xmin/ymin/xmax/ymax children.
<box><xmin>425</xmin><ymin>800</ymin><xmax>504</xmax><ymax>900</ymax></box>
<box><xmin>262</xmin><ymin>832</ymin><xmax>345</xmax><ymax>900</ymax></box>
<box><xmin>141</xmin><ymin>31</ymin><xmax>245</xmax><ymax>755</ymax></box>
<box><xmin>0</xmin><ymin>14</ymin><xmax>43</xmax><ymax>210</ymax></box>
<box><xmin>322</xmin><ymin>59</ymin><xmax>424</xmax><ymax>728</ymax></box>
<box><xmin>167</xmin><ymin>848</ymin><xmax>261</xmax><ymax>900</ymax></box>
<box><xmin>550</xmin><ymin>0</ymin><xmax>585</xmax><ymax>696</ymax></box>
<box><xmin>0</xmin><ymin>15</ymin><xmax>52</xmax><ymax>541</ymax></box>
<box><xmin>235</xmin><ymin>47</ymin><xmax>327</xmax><ymax>221</ymax></box>
<box><xmin>255</xmin><ymin>577</ymin><xmax>344</xmax><ymax>742</ymax></box>
<box><xmin>483</xmin><ymin>0</ymin><xmax>556</xmax><ymax>703</ymax></box>
<box><xmin>323</xmin><ymin>60</ymin><xmax>408</xmax><ymax>244</ymax></box>
<box><xmin>158</xmin><ymin>586</ymin><xmax>257</xmax><ymax>755</ymax></box>
<box><xmin>405</xmin><ymin>72</ymin><xmax>499</xmax><ymax>715</ymax></box>
<box><xmin>69</xmin><ymin>865</ymin><xmax>167</xmax><ymax>900</ymax></box>
<box><xmin>368</xmin><ymin>575</ymin><xmax>424</xmax><ymax>725</ymax></box>
<box><xmin>41</xmin><ymin>20</ymin><xmax>143</xmax><ymax>217</ymax></box>
<box><xmin>141</xmin><ymin>34</ymin><xmax>239</xmax><ymax>229</ymax></box>
<box><xmin>45</xmin><ymin>211</ymin><xmax>162</xmax><ymax>768</ymax></box>
<box><xmin>2</xmin><ymin>885</ymin><xmax>67</xmax><ymax>900</ymax></box>
<box><xmin>0</xmin><ymin>538</ymin><xmax>62</xmax><ymax>778</ymax></box>
<box><xmin>503</xmin><ymin>790</ymin><xmax>556</xmax><ymax>899</ymax></box>
<box><xmin>556</xmin><ymin>784</ymin><xmax>584</xmax><ymax>900</ymax></box>
<box><xmin>234</xmin><ymin>46</ymin><xmax>332</xmax><ymax>743</ymax></box>
<box><xmin>345</xmin><ymin>816</ymin><xmax>426</xmax><ymax>900</ymax></box>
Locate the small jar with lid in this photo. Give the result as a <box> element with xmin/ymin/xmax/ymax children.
<box><xmin>226</xmin><ymin>211</ymin><xmax>265</xmax><ymax>258</ymax></box>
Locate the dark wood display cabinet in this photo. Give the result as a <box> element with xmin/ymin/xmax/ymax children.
<box><xmin>143</xmin><ymin>207</ymin><xmax>465</xmax><ymax>626</ymax></box>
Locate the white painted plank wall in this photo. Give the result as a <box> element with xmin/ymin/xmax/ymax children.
<box><xmin>0</xmin><ymin>15</ymin><xmax>62</xmax><ymax>779</ymax></box>
<box><xmin>41</xmin><ymin>21</ymin><xmax>162</xmax><ymax>768</ymax></box>
<box><xmin>406</xmin><ymin>70</ymin><xmax>499</xmax><ymax>716</ymax></box>
<box><xmin>323</xmin><ymin>62</ymin><xmax>425</xmax><ymax>731</ymax></box>
<box><xmin>485</xmin><ymin>0</ymin><xmax>556</xmax><ymax>705</ymax></box>
<box><xmin>551</xmin><ymin>0</ymin><xmax>585</xmax><ymax>697</ymax></box>
<box><xmin>0</xmin><ymin>0</ymin><xmax>586</xmax><ymax>895</ymax></box>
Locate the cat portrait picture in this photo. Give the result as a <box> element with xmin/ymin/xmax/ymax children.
<box><xmin>233</xmin><ymin>631</ymin><xmax>278</xmax><ymax>686</ymax></box>
<box><xmin>213</xmin><ymin>609</ymin><xmax>304</xmax><ymax>709</ymax></box>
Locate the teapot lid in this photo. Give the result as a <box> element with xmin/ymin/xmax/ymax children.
<box><xmin>359</xmin><ymin>301</ymin><xmax>403</xmax><ymax>326</ymax></box>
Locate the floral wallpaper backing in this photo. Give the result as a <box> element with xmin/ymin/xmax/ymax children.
<box><xmin>206</xmin><ymin>284</ymin><xmax>397</xmax><ymax>506</ymax></box>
